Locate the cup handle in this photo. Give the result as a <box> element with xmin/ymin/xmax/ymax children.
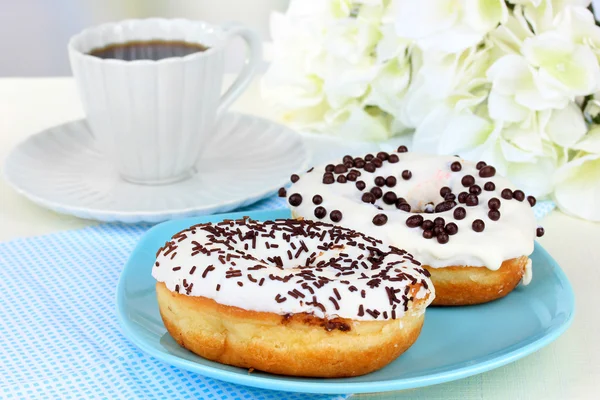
<box><xmin>216</xmin><ymin>23</ymin><xmax>262</xmax><ymax>120</ymax></box>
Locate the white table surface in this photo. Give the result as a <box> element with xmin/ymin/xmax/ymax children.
<box><xmin>1</xmin><ymin>77</ymin><xmax>598</xmax><ymax>399</ymax></box>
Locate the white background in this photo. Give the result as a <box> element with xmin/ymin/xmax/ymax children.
<box><xmin>0</xmin><ymin>0</ymin><xmax>288</xmax><ymax>76</ymax></box>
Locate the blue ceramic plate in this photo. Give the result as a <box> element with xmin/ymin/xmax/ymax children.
<box><xmin>116</xmin><ymin>209</ymin><xmax>575</xmax><ymax>394</ymax></box>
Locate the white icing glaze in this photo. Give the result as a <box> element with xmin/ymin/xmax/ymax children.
<box><xmin>522</xmin><ymin>258</ymin><xmax>533</xmax><ymax>286</ymax></box>
<box><xmin>287</xmin><ymin>152</ymin><xmax>538</xmax><ymax>270</ymax></box>
<box><xmin>152</xmin><ymin>218</ymin><xmax>434</xmax><ymax>321</ymax></box>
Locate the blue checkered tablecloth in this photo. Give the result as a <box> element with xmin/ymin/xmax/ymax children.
<box><xmin>0</xmin><ymin>196</ymin><xmax>554</xmax><ymax>399</ymax></box>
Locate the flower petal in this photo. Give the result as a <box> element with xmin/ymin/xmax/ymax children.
<box><xmin>523</xmin><ymin>31</ymin><xmax>600</xmax><ymax>96</ymax></box>
<box><xmin>573</xmin><ymin>125</ymin><xmax>600</xmax><ymax>153</ymax></box>
<box><xmin>500</xmin><ymin>139</ymin><xmax>538</xmax><ymax>162</ymax></box>
<box><xmin>487</xmin><ymin>54</ymin><xmax>532</xmax><ymax>95</ymax></box>
<box><xmin>394</xmin><ymin>0</ymin><xmax>459</xmax><ymax>39</ymax></box>
<box><xmin>330</xmin><ymin>103</ymin><xmax>391</xmax><ymax>140</ymax></box>
<box><xmin>506</xmin><ymin>156</ymin><xmax>558</xmax><ymax>197</ymax></box>
<box><xmin>488</xmin><ymin>89</ymin><xmax>530</xmax><ymax>122</ymax></box>
<box><xmin>323</xmin><ymin>59</ymin><xmax>379</xmax><ymax>108</ymax></box>
<box><xmin>545</xmin><ymin>102</ymin><xmax>588</xmax><ymax>147</ymax></box>
<box><xmin>553</xmin><ymin>154</ymin><xmax>600</xmax><ymax>221</ymax></box>
<box><xmin>364</xmin><ymin>58</ymin><xmax>411</xmax><ymax>117</ymax></box>
<box><xmin>464</xmin><ymin>0</ymin><xmax>508</xmax><ymax>32</ymax></box>
<box><xmin>417</xmin><ymin>26</ymin><xmax>485</xmax><ymax>53</ymax></box>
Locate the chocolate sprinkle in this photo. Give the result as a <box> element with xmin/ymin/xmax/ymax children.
<box><xmin>334</xmin><ymin>164</ymin><xmax>348</xmax><ymax>174</ymax></box>
<box><xmin>423</xmin><ymin>230</ymin><xmax>433</xmax><ymax>239</ymax></box>
<box><xmin>370</xmin><ymin>187</ymin><xmax>383</xmax><ymax>199</ymax></box>
<box><xmin>336</xmin><ymin>175</ymin><xmax>347</xmax><ymax>183</ymax></box>
<box><xmin>290</xmin><ymin>174</ymin><xmax>300</xmax><ymax>183</ymax></box>
<box><xmin>406</xmin><ymin>215</ymin><xmax>424</xmax><ymax>228</ymax></box>
<box><xmin>458</xmin><ymin>192</ymin><xmax>468</xmax><ymax>204</ymax></box>
<box><xmin>373</xmin><ymin>214</ymin><xmax>388</xmax><ymax>226</ymax></box>
<box><xmin>278</xmin><ymin>187</ymin><xmax>287</xmax><ymax>197</ymax></box>
<box><xmin>401</xmin><ymin>170</ymin><xmax>412</xmax><ymax>180</ymax></box>
<box><xmin>472</xmin><ymin>219</ymin><xmax>485</xmax><ymax>232</ymax></box>
<box><xmin>388</xmin><ymin>154</ymin><xmax>399</xmax><ymax>163</ymax></box>
<box><xmin>437</xmin><ymin>233</ymin><xmax>449</xmax><ymax>244</ymax></box>
<box><xmin>461</xmin><ymin>175</ymin><xmax>475</xmax><ymax>187</ymax></box>
<box><xmin>356</xmin><ymin>180</ymin><xmax>366</xmax><ymax>191</ymax></box>
<box><xmin>312</xmin><ymin>195</ymin><xmax>323</xmax><ymax>205</ymax></box>
<box><xmin>527</xmin><ymin>196</ymin><xmax>537</xmax><ymax>207</ymax></box>
<box><xmin>435</xmin><ymin>200</ymin><xmax>456</xmax><ymax>213</ymax></box>
<box><xmin>364</xmin><ymin>163</ymin><xmax>376</xmax><ymax>173</ymax></box>
<box><xmin>383</xmin><ymin>191</ymin><xmax>397</xmax><ymax>205</ymax></box>
<box><xmin>330</xmin><ymin>210</ymin><xmax>343</xmax><ymax>222</ymax></box>
<box><xmin>375</xmin><ymin>176</ymin><xmax>386</xmax><ymax>186</ymax></box>
<box><xmin>476</xmin><ymin>161</ymin><xmax>487</xmax><ymax>170</ymax></box>
<box><xmin>484</xmin><ymin>182</ymin><xmax>495</xmax><ymax>191</ymax></box>
<box><xmin>488</xmin><ymin>210</ymin><xmax>501</xmax><ymax>221</ymax></box>
<box><xmin>445</xmin><ymin>222</ymin><xmax>458</xmax><ymax>235</ymax></box>
<box><xmin>396</xmin><ymin>201</ymin><xmax>411</xmax><ymax>212</ymax></box>
<box><xmin>422</xmin><ymin>220</ymin><xmax>434</xmax><ymax>230</ymax></box>
<box><xmin>501</xmin><ymin>188</ymin><xmax>513</xmax><ymax>199</ymax></box>
<box><xmin>289</xmin><ymin>193</ymin><xmax>303</xmax><ymax>207</ymax></box>
<box><xmin>450</xmin><ymin>161</ymin><xmax>462</xmax><ymax>172</ymax></box>
<box><xmin>314</xmin><ymin>206</ymin><xmax>327</xmax><ymax>219</ymax></box>
<box><xmin>325</xmin><ymin>164</ymin><xmax>335</xmax><ymax>172</ymax></box>
<box><xmin>397</xmin><ymin>145</ymin><xmax>408</xmax><ymax>153</ymax></box>
<box><xmin>453</xmin><ymin>207</ymin><xmax>466</xmax><ymax>220</ymax></box>
<box><xmin>479</xmin><ymin>165</ymin><xmax>496</xmax><ymax>178</ymax></box>
<box><xmin>362</xmin><ymin>192</ymin><xmax>376</xmax><ymax>204</ymax></box>
<box><xmin>513</xmin><ymin>190</ymin><xmax>525</xmax><ymax>202</ymax></box>
<box><xmin>536</xmin><ymin>227</ymin><xmax>545</xmax><ymax>237</ymax></box>
<box><xmin>386</xmin><ymin>176</ymin><xmax>397</xmax><ymax>187</ymax></box>
<box><xmin>323</xmin><ymin>175</ymin><xmax>335</xmax><ymax>184</ymax></box>
<box><xmin>488</xmin><ymin>198</ymin><xmax>501</xmax><ymax>210</ymax></box>
<box><xmin>440</xmin><ymin>186</ymin><xmax>452</xmax><ymax>197</ymax></box>
<box><xmin>377</xmin><ymin>151</ymin><xmax>389</xmax><ymax>160</ymax></box>
<box><xmin>465</xmin><ymin>194</ymin><xmax>479</xmax><ymax>207</ymax></box>
<box><xmin>469</xmin><ymin>185</ymin><xmax>482</xmax><ymax>195</ymax></box>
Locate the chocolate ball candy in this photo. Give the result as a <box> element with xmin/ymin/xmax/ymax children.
<box><xmin>372</xmin><ymin>213</ymin><xmax>388</xmax><ymax>226</ymax></box>
<box><xmin>314</xmin><ymin>207</ymin><xmax>327</xmax><ymax>219</ymax></box>
<box><xmin>472</xmin><ymin>219</ymin><xmax>485</xmax><ymax>232</ymax></box>
<box><xmin>330</xmin><ymin>210</ymin><xmax>343</xmax><ymax>222</ymax></box>
<box><xmin>289</xmin><ymin>193</ymin><xmax>302</xmax><ymax>206</ymax></box>
<box><xmin>406</xmin><ymin>215</ymin><xmax>424</xmax><ymax>228</ymax></box>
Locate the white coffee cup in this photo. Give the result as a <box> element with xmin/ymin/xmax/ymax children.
<box><xmin>69</xmin><ymin>18</ymin><xmax>261</xmax><ymax>185</ymax></box>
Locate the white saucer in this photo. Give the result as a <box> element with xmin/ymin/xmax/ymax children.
<box><xmin>4</xmin><ymin>113</ymin><xmax>309</xmax><ymax>223</ymax></box>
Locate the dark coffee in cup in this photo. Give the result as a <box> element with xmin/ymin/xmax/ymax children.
<box><xmin>89</xmin><ymin>40</ymin><xmax>209</xmax><ymax>61</ymax></box>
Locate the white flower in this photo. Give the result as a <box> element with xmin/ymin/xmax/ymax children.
<box><xmin>394</xmin><ymin>0</ymin><xmax>508</xmax><ymax>53</ymax></box>
<box><xmin>325</xmin><ymin>101</ymin><xmax>392</xmax><ymax>140</ymax></box>
<box><xmin>554</xmin><ymin>152</ymin><xmax>600</xmax><ymax>221</ymax></box>
<box><xmin>553</xmin><ymin>123</ymin><xmax>600</xmax><ymax>221</ymax></box>
<box><xmin>363</xmin><ymin>57</ymin><xmax>412</xmax><ymax>121</ymax></box>
<box><xmin>322</xmin><ymin>15</ymin><xmax>381</xmax><ymax>64</ymax></box>
<box><xmin>487</xmin><ymin>53</ymin><xmax>571</xmax><ymax>115</ymax></box>
<box><xmin>413</xmin><ymin>103</ymin><xmax>562</xmax><ymax>196</ymax></box>
<box><xmin>514</xmin><ymin>1</ymin><xmax>592</xmax><ymax>34</ymax></box>
<box><xmin>522</xmin><ymin>31</ymin><xmax>600</xmax><ymax>97</ymax></box>
<box><xmin>402</xmin><ymin>44</ymin><xmax>493</xmax><ymax>128</ymax></box>
<box><xmin>542</xmin><ymin>102</ymin><xmax>588</xmax><ymax>147</ymax></box>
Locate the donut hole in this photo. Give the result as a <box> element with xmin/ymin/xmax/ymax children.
<box><xmin>409</xmin><ymin>202</ymin><xmax>435</xmax><ymax>214</ymax></box>
<box><xmin>395</xmin><ymin>179</ymin><xmax>454</xmax><ymax>213</ymax></box>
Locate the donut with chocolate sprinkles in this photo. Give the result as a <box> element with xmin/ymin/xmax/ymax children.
<box><xmin>285</xmin><ymin>152</ymin><xmax>543</xmax><ymax>306</ymax></box>
<box><xmin>153</xmin><ymin>217</ymin><xmax>434</xmax><ymax>377</ymax></box>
